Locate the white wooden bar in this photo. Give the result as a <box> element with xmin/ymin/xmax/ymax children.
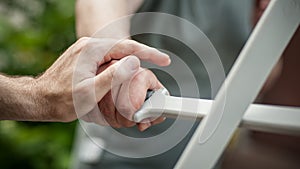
<box><xmin>175</xmin><ymin>0</ymin><xmax>300</xmax><ymax>169</ymax></box>
<box><xmin>134</xmin><ymin>94</ymin><xmax>300</xmax><ymax>135</ymax></box>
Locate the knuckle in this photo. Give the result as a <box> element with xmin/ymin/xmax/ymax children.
<box><xmin>132</xmin><ymin>69</ymin><xmax>150</xmax><ymax>83</ymax></box>
<box><xmin>144</xmin><ymin>68</ymin><xmax>155</xmax><ymax>77</ymax></box>
<box><xmin>78</xmin><ymin>37</ymin><xmax>90</xmax><ymax>43</ymax></box>
<box><xmin>75</xmin><ymin>37</ymin><xmax>101</xmax><ymax>53</ymax></box>
<box><xmin>122</xmin><ymin>40</ymin><xmax>139</xmax><ymax>53</ymax></box>
<box><xmin>143</xmin><ymin>69</ymin><xmax>158</xmax><ymax>82</ymax></box>
<box><xmin>74</xmin><ymin>82</ymin><xmax>91</xmax><ymax>97</ymax></box>
<box><xmin>133</xmin><ymin>71</ymin><xmax>145</xmax><ymax>83</ymax></box>
<box><xmin>71</xmin><ymin>37</ymin><xmax>91</xmax><ymax>54</ymax></box>
<box><xmin>76</xmin><ymin>37</ymin><xmax>90</xmax><ymax>48</ymax></box>
<box><xmin>116</xmin><ymin>103</ymin><xmax>132</xmax><ymax>115</ymax></box>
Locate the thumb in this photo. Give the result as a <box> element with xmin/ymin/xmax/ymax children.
<box><xmin>94</xmin><ymin>55</ymin><xmax>140</xmax><ymax>101</ymax></box>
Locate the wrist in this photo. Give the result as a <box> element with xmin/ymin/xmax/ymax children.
<box><xmin>0</xmin><ymin>75</ymin><xmax>43</xmax><ymax>121</ymax></box>
<box><xmin>30</xmin><ymin>76</ymin><xmax>57</xmax><ymax>121</ymax></box>
<box><xmin>34</xmin><ymin>75</ymin><xmax>76</xmax><ymax>122</ymax></box>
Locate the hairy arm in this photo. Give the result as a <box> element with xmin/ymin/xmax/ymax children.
<box><xmin>0</xmin><ymin>75</ymin><xmax>47</xmax><ymax>121</ymax></box>
<box><xmin>0</xmin><ymin>38</ymin><xmax>170</xmax><ymax>123</ymax></box>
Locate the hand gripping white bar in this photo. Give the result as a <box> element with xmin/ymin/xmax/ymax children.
<box><xmin>134</xmin><ymin>89</ymin><xmax>300</xmax><ymax>135</ymax></box>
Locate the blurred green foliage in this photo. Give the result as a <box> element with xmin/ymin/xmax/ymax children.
<box><xmin>0</xmin><ymin>0</ymin><xmax>77</xmax><ymax>169</ymax></box>
<box><xmin>0</xmin><ymin>0</ymin><xmax>76</xmax><ymax>75</ymax></box>
<box><xmin>0</xmin><ymin>121</ymin><xmax>76</xmax><ymax>169</ymax></box>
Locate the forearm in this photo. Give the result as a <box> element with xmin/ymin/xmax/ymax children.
<box><xmin>75</xmin><ymin>0</ymin><xmax>143</xmax><ymax>38</ymax></box>
<box><xmin>0</xmin><ymin>75</ymin><xmax>47</xmax><ymax>121</ymax></box>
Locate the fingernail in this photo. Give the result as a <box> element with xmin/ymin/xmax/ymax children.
<box><xmin>141</xmin><ymin>122</ymin><xmax>151</xmax><ymax>131</ymax></box>
<box><xmin>167</xmin><ymin>57</ymin><xmax>171</xmax><ymax>64</ymax></box>
<box><xmin>161</xmin><ymin>53</ymin><xmax>171</xmax><ymax>64</ymax></box>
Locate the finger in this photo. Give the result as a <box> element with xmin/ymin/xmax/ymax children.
<box><xmin>113</xmin><ymin>83</ymin><xmax>136</xmax><ymax>128</ymax></box>
<box><xmin>129</xmin><ymin>69</ymin><xmax>163</xmax><ymax>110</ymax></box>
<box><xmin>137</xmin><ymin>117</ymin><xmax>166</xmax><ymax>132</ymax></box>
<box><xmin>137</xmin><ymin>119</ymin><xmax>152</xmax><ymax>132</ymax></box>
<box><xmin>81</xmin><ymin>106</ymin><xmax>109</xmax><ymax>126</ymax></box>
<box><xmin>151</xmin><ymin>117</ymin><xmax>166</xmax><ymax>126</ymax></box>
<box><xmin>73</xmin><ymin>38</ymin><xmax>170</xmax><ymax>83</ymax></box>
<box><xmin>116</xmin><ymin>112</ymin><xmax>136</xmax><ymax>128</ymax></box>
<box><xmin>116</xmin><ymin>69</ymin><xmax>160</xmax><ymax>120</ymax></box>
<box><xmin>115</xmin><ymin>69</ymin><xmax>163</xmax><ymax>130</ymax></box>
<box><xmin>97</xmin><ymin>60</ymin><xmax>155</xmax><ymax>128</ymax></box>
<box><xmin>96</xmin><ymin>60</ymin><xmax>118</xmax><ymax>74</ymax></box>
<box><xmin>114</xmin><ymin>80</ymin><xmax>137</xmax><ymax>127</ymax></box>
<box><xmin>94</xmin><ymin>55</ymin><xmax>140</xmax><ymax>102</ymax></box>
<box><xmin>97</xmin><ymin>62</ymin><xmax>128</xmax><ymax>128</ymax></box>
<box><xmin>98</xmin><ymin>91</ymin><xmax>121</xmax><ymax>128</ymax></box>
<box><xmin>104</xmin><ymin>39</ymin><xmax>171</xmax><ymax>66</ymax></box>
<box><xmin>96</xmin><ymin>60</ymin><xmax>122</xmax><ymax>127</ymax></box>
<box><xmin>97</xmin><ymin>60</ymin><xmax>137</xmax><ymax>128</ymax></box>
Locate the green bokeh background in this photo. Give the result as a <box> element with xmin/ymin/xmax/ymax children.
<box><xmin>0</xmin><ymin>0</ymin><xmax>77</xmax><ymax>168</ymax></box>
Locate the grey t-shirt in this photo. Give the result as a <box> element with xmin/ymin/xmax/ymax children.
<box><xmin>74</xmin><ymin>1</ymin><xmax>253</xmax><ymax>169</ymax></box>
<box><xmin>132</xmin><ymin>0</ymin><xmax>252</xmax><ymax>98</ymax></box>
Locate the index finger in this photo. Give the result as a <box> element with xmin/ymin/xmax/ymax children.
<box><xmin>105</xmin><ymin>39</ymin><xmax>171</xmax><ymax>66</ymax></box>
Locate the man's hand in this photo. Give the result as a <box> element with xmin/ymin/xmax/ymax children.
<box><xmin>0</xmin><ymin>37</ymin><xmax>170</xmax><ymax>123</ymax></box>
<box><xmin>87</xmin><ymin>61</ymin><xmax>165</xmax><ymax>131</ymax></box>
